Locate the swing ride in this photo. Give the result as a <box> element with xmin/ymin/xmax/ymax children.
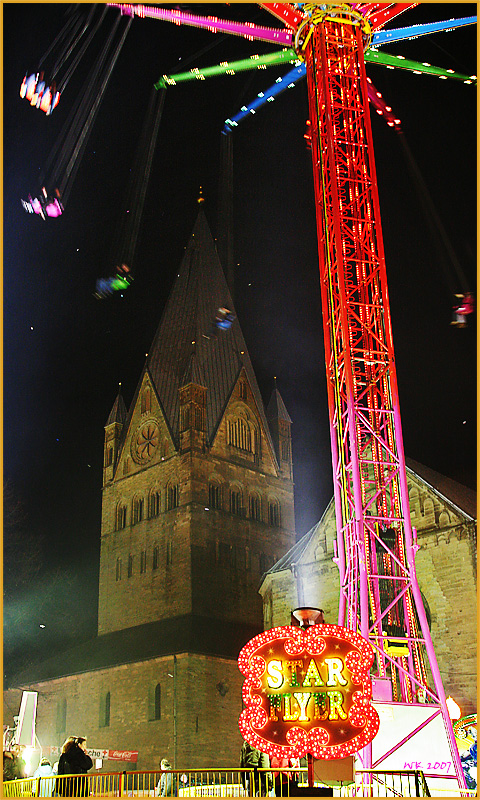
<box><xmin>17</xmin><ymin>2</ymin><xmax>475</xmax><ymax>792</ymax></box>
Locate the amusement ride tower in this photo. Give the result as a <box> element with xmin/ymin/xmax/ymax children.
<box><xmin>108</xmin><ymin>2</ymin><xmax>475</xmax><ymax>790</ymax></box>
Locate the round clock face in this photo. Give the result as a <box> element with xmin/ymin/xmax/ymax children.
<box><xmin>132</xmin><ymin>421</ymin><xmax>160</xmax><ymax>464</ymax></box>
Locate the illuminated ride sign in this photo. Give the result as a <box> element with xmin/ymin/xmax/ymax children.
<box><xmin>238</xmin><ymin>624</ymin><xmax>380</xmax><ymax>760</ymax></box>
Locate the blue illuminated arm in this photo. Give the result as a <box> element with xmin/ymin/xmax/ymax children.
<box><xmin>223</xmin><ymin>63</ymin><xmax>306</xmax><ymax>133</ymax></box>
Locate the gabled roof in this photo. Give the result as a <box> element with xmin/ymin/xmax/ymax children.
<box><xmin>7</xmin><ymin>616</ymin><xmax>262</xmax><ymax>687</ymax></box>
<box><xmin>405</xmin><ymin>457</ymin><xmax>476</xmax><ymax>521</ymax></box>
<box><xmin>264</xmin><ymin>460</ymin><xmax>476</xmax><ymax>577</ymax></box>
<box><xmin>105</xmin><ymin>389</ymin><xmax>127</xmax><ymax>426</ymax></box>
<box><xmin>266</xmin><ymin>385</ymin><xmax>292</xmax><ymax>423</ymax></box>
<box><xmin>143</xmin><ymin>208</ymin><xmax>277</xmax><ymax>460</ymax></box>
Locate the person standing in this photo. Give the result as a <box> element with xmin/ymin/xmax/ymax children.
<box><xmin>155</xmin><ymin>758</ymin><xmax>177</xmax><ymax>797</ymax></box>
<box><xmin>33</xmin><ymin>758</ymin><xmax>56</xmax><ymax>797</ymax></box>
<box><xmin>240</xmin><ymin>741</ymin><xmax>272</xmax><ymax>797</ymax></box>
<box><xmin>56</xmin><ymin>736</ymin><xmax>92</xmax><ymax>797</ymax></box>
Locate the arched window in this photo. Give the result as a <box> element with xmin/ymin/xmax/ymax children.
<box><xmin>116</xmin><ymin>558</ymin><xmax>122</xmax><ymax>581</ymax></box>
<box><xmin>281</xmin><ymin>439</ymin><xmax>290</xmax><ymax>461</ymax></box>
<box><xmin>166</xmin><ymin>541</ymin><xmax>173</xmax><ymax>566</ymax></box>
<box><xmin>128</xmin><ymin>555</ymin><xmax>134</xmax><ymax>578</ymax></box>
<box><xmin>228</xmin><ymin>417</ymin><xmax>252</xmax><ymax>452</ymax></box>
<box><xmin>99</xmin><ymin>692</ymin><xmax>110</xmax><ymax>728</ymax></box>
<box><xmin>140</xmin><ymin>550</ymin><xmax>147</xmax><ymax>574</ymax></box>
<box><xmin>230</xmin><ymin>488</ymin><xmax>243</xmax><ymax>516</ymax></box>
<box><xmin>152</xmin><ymin>546</ymin><xmax>159</xmax><ymax>570</ymax></box>
<box><xmin>249</xmin><ymin>494</ymin><xmax>261</xmax><ymax>521</ymax></box>
<box><xmin>268</xmin><ymin>500</ymin><xmax>280</xmax><ymax>527</ymax></box>
<box><xmin>106</xmin><ymin>447</ymin><xmax>113</xmax><ymax>466</ymax></box>
<box><xmin>148</xmin><ymin>682</ymin><xmax>161</xmax><ymax>721</ymax></box>
<box><xmin>166</xmin><ymin>484</ymin><xmax>179</xmax><ymax>511</ymax></box>
<box><xmin>239</xmin><ymin>381</ymin><xmax>247</xmax><ymax>400</ymax></box>
<box><xmin>209</xmin><ymin>482</ymin><xmax>222</xmax><ymax>510</ymax></box>
<box><xmin>116</xmin><ymin>504</ymin><xmax>127</xmax><ymax>531</ymax></box>
<box><xmin>149</xmin><ymin>490</ymin><xmax>161</xmax><ymax>518</ymax></box>
<box><xmin>133</xmin><ymin>496</ymin><xmax>144</xmax><ymax>524</ymax></box>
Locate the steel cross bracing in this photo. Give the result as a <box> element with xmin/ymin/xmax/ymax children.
<box><xmin>302</xmin><ymin>6</ymin><xmax>462</xmax><ymax>780</ymax></box>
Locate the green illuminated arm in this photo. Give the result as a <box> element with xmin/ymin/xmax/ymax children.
<box><xmin>365</xmin><ymin>49</ymin><xmax>476</xmax><ymax>83</ymax></box>
<box><xmin>155</xmin><ymin>48</ymin><xmax>298</xmax><ymax>89</ymax></box>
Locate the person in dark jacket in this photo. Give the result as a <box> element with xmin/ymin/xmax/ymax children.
<box><xmin>56</xmin><ymin>736</ymin><xmax>92</xmax><ymax>797</ymax></box>
<box><xmin>240</xmin><ymin>741</ymin><xmax>272</xmax><ymax>796</ymax></box>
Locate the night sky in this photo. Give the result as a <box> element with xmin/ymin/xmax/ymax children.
<box><xmin>3</xmin><ymin>4</ymin><xmax>476</xmax><ymax>683</ymax></box>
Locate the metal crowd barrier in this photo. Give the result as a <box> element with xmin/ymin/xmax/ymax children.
<box><xmin>2</xmin><ymin>766</ymin><xmax>477</xmax><ymax>797</ymax></box>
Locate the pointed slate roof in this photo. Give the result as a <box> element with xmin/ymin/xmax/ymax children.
<box><xmin>145</xmin><ymin>208</ymin><xmax>278</xmax><ymax>460</ymax></box>
<box><xmin>267</xmin><ymin>384</ymin><xmax>292</xmax><ymax>423</ymax></box>
<box><xmin>105</xmin><ymin>389</ymin><xmax>127</xmax><ymax>426</ymax></box>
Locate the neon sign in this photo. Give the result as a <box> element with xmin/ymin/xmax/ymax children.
<box><xmin>238</xmin><ymin>624</ymin><xmax>379</xmax><ymax>760</ymax></box>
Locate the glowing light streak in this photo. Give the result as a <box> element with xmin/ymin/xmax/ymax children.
<box><xmin>365</xmin><ymin>49</ymin><xmax>476</xmax><ymax>82</ymax></box>
<box><xmin>107</xmin><ymin>3</ymin><xmax>293</xmax><ymax>45</ymax></box>
<box><xmin>155</xmin><ymin>48</ymin><xmax>297</xmax><ymax>89</ymax></box>
<box><xmin>372</xmin><ymin>16</ymin><xmax>477</xmax><ymax>46</ymax></box>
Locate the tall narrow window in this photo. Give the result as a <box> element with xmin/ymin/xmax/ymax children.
<box><xmin>128</xmin><ymin>555</ymin><xmax>133</xmax><ymax>578</ymax></box>
<box><xmin>239</xmin><ymin>381</ymin><xmax>247</xmax><ymax>400</ymax></box>
<box><xmin>99</xmin><ymin>692</ymin><xmax>110</xmax><ymax>728</ymax></box>
<box><xmin>140</xmin><ymin>550</ymin><xmax>147</xmax><ymax>574</ymax></box>
<box><xmin>106</xmin><ymin>447</ymin><xmax>113</xmax><ymax>466</ymax></box>
<box><xmin>268</xmin><ymin>500</ymin><xmax>280</xmax><ymax>527</ymax></box>
<box><xmin>166</xmin><ymin>541</ymin><xmax>173</xmax><ymax>566</ymax></box>
<box><xmin>167</xmin><ymin>484</ymin><xmax>179</xmax><ymax>511</ymax></box>
<box><xmin>133</xmin><ymin>496</ymin><xmax>144</xmax><ymax>524</ymax></box>
<box><xmin>153</xmin><ymin>546</ymin><xmax>159</xmax><ymax>570</ymax></box>
<box><xmin>116</xmin><ymin>504</ymin><xmax>127</xmax><ymax>530</ymax></box>
<box><xmin>154</xmin><ymin>683</ymin><xmax>161</xmax><ymax>720</ymax></box>
<box><xmin>116</xmin><ymin>558</ymin><xmax>122</xmax><ymax>582</ymax></box>
<box><xmin>209</xmin><ymin>483</ymin><xmax>222</xmax><ymax>510</ymax></box>
<box><xmin>230</xmin><ymin>488</ymin><xmax>242</xmax><ymax>516</ymax></box>
<box><xmin>141</xmin><ymin>387</ymin><xmax>151</xmax><ymax>414</ymax></box>
<box><xmin>148</xmin><ymin>682</ymin><xmax>162</xmax><ymax>721</ymax></box>
<box><xmin>149</xmin><ymin>491</ymin><xmax>161</xmax><ymax>518</ymax></box>
<box><xmin>249</xmin><ymin>494</ymin><xmax>261</xmax><ymax>521</ymax></box>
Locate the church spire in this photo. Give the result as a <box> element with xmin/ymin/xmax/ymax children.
<box><xmin>103</xmin><ymin>385</ymin><xmax>127</xmax><ymax>484</ymax></box>
<box><xmin>145</xmin><ymin>206</ymin><xmax>278</xmax><ymax>464</ymax></box>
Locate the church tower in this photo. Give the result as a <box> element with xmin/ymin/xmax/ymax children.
<box><xmin>98</xmin><ymin>208</ymin><xmax>295</xmax><ymax>637</ymax></box>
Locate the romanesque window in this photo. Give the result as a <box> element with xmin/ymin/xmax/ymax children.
<box><xmin>268</xmin><ymin>499</ymin><xmax>280</xmax><ymax>527</ymax></box>
<box><xmin>140</xmin><ymin>550</ymin><xmax>147</xmax><ymax>574</ymax></box>
<box><xmin>141</xmin><ymin>386</ymin><xmax>151</xmax><ymax>414</ymax></box>
<box><xmin>166</xmin><ymin>541</ymin><xmax>173</xmax><ymax>566</ymax></box>
<box><xmin>106</xmin><ymin>447</ymin><xmax>113</xmax><ymax>466</ymax></box>
<box><xmin>152</xmin><ymin>546</ymin><xmax>159</xmax><ymax>570</ymax></box>
<box><xmin>228</xmin><ymin>417</ymin><xmax>254</xmax><ymax>452</ymax></box>
<box><xmin>155</xmin><ymin>683</ymin><xmax>161</xmax><ymax>718</ymax></box>
<box><xmin>209</xmin><ymin>482</ymin><xmax>222</xmax><ymax>510</ymax></box>
<box><xmin>132</xmin><ymin>496</ymin><xmax>144</xmax><ymax>525</ymax></box>
<box><xmin>116</xmin><ymin>504</ymin><xmax>127</xmax><ymax>531</ymax></box>
<box><xmin>149</xmin><ymin>490</ymin><xmax>161</xmax><ymax>518</ymax></box>
<box><xmin>128</xmin><ymin>555</ymin><xmax>134</xmax><ymax>578</ymax></box>
<box><xmin>180</xmin><ymin>406</ymin><xmax>190</xmax><ymax>431</ymax></box>
<box><xmin>230</xmin><ymin>488</ymin><xmax>243</xmax><ymax>516</ymax></box>
<box><xmin>148</xmin><ymin>683</ymin><xmax>161</xmax><ymax>721</ymax></box>
<box><xmin>56</xmin><ymin>699</ymin><xmax>67</xmax><ymax>734</ymax></box>
<box><xmin>166</xmin><ymin>484</ymin><xmax>179</xmax><ymax>511</ymax></box>
<box><xmin>116</xmin><ymin>558</ymin><xmax>122</xmax><ymax>582</ymax></box>
<box><xmin>249</xmin><ymin>493</ymin><xmax>261</xmax><ymax>521</ymax></box>
<box><xmin>99</xmin><ymin>691</ymin><xmax>110</xmax><ymax>728</ymax></box>
<box><xmin>239</xmin><ymin>381</ymin><xmax>247</xmax><ymax>400</ymax></box>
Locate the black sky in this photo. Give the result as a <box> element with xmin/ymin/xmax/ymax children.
<box><xmin>3</xmin><ymin>3</ymin><xmax>476</xmax><ymax>681</ymax></box>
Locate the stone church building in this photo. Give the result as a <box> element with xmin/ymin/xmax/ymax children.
<box><xmin>4</xmin><ymin>208</ymin><xmax>476</xmax><ymax>772</ymax></box>
<box><xmin>4</xmin><ymin>208</ymin><xmax>297</xmax><ymax>771</ymax></box>
<box><xmin>260</xmin><ymin>458</ymin><xmax>477</xmax><ymax>716</ymax></box>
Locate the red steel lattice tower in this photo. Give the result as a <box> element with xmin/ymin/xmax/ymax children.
<box><xmin>301</xmin><ymin>4</ymin><xmax>463</xmax><ymax>782</ymax></box>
